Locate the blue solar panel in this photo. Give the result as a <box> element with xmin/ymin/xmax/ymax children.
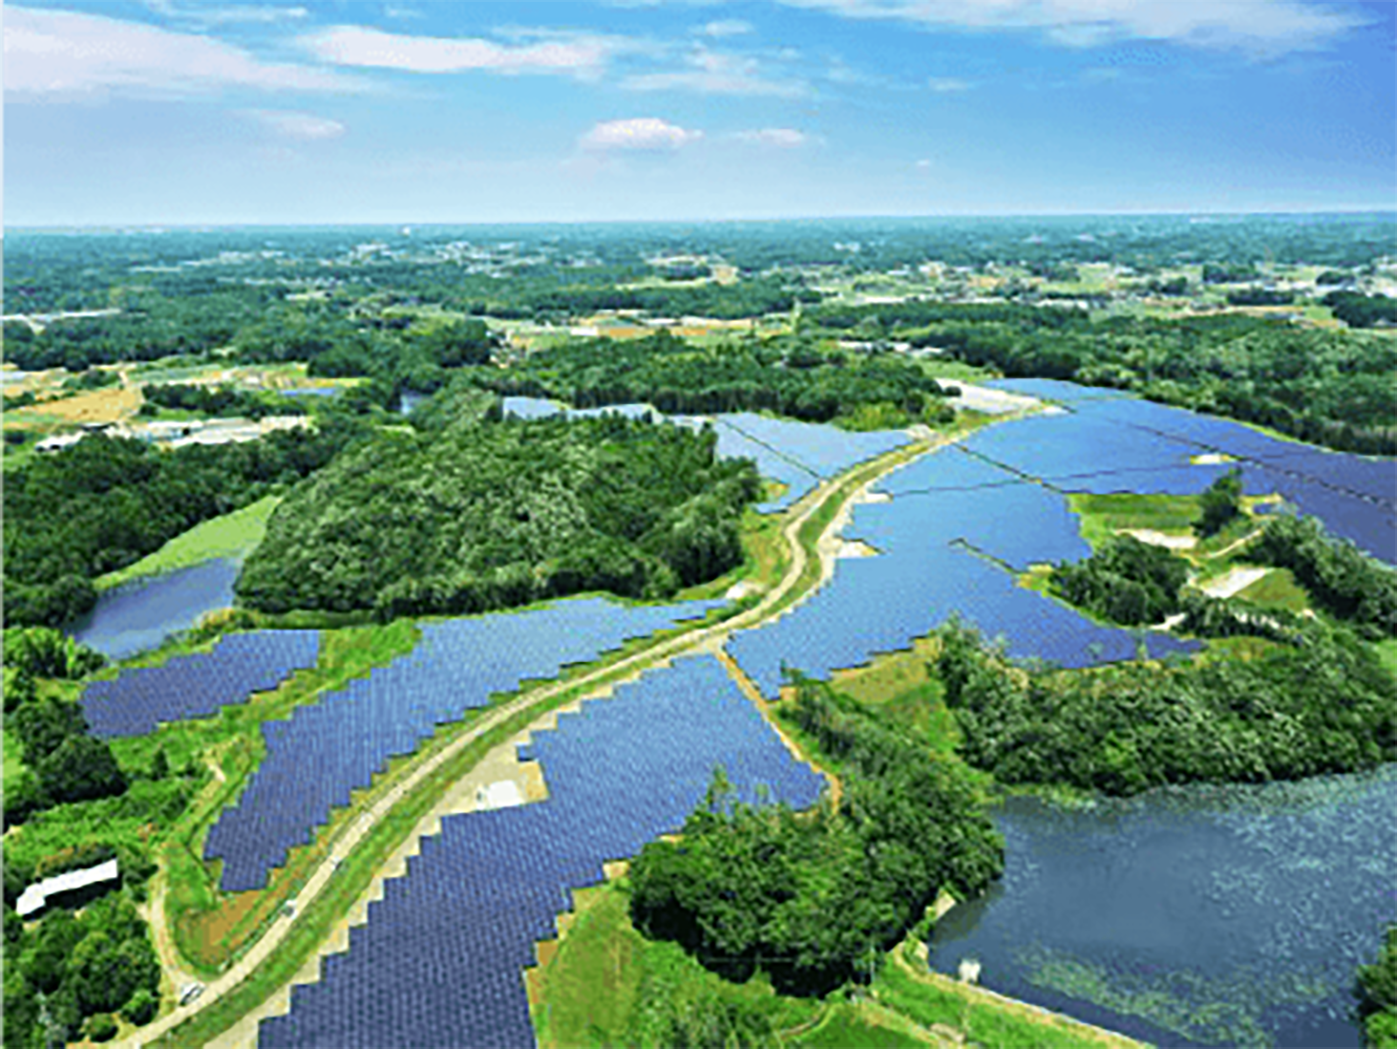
<box><xmin>716</xmin><ymin>413</ymin><xmax>911</xmax><ymax>479</ymax></box>
<box><xmin>258</xmin><ymin>655</ymin><xmax>825</xmax><ymax>1049</ymax></box>
<box><xmin>954</xmin><ymin>386</ymin><xmax>1393</xmax><ymax>562</ymax></box>
<box><xmin>79</xmin><ymin>630</ymin><xmax>320</xmax><ymax>739</ymax></box>
<box><xmin>206</xmin><ymin>597</ymin><xmax>728</xmax><ymax>893</ymax></box>
<box><xmin>729</xmin><ymin>448</ymin><xmax>1201</xmax><ymax>698</ymax></box>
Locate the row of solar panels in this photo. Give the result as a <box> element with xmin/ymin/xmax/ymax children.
<box><xmin>261</xmin><ymin>654</ymin><xmax>826</xmax><ymax>1049</ymax></box>
<box><xmin>79</xmin><ymin>630</ymin><xmax>321</xmax><ymax>739</ymax></box>
<box><xmin>206</xmin><ymin>596</ymin><xmax>726</xmax><ymax>892</ymax></box>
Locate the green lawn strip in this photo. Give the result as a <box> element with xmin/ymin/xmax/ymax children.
<box><xmin>792</xmin><ymin>1002</ymin><xmax>932</xmax><ymax>1048</ymax></box>
<box><xmin>532</xmin><ymin>881</ymin><xmax>821</xmax><ymax>1049</ymax></box>
<box><xmin>1234</xmin><ymin>567</ymin><xmax>1311</xmax><ymax>613</ymax></box>
<box><xmin>94</xmin><ymin>495</ymin><xmax>282</xmax><ymax>592</ymax></box>
<box><xmin>874</xmin><ymin>943</ymin><xmax>1144</xmax><ymax>1049</ymax></box>
<box><xmin>1066</xmin><ymin>493</ymin><xmax>1201</xmax><ymax>552</ymax></box>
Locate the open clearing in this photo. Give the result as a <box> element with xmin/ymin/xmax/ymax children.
<box><xmin>1198</xmin><ymin>566</ymin><xmax>1273</xmax><ymax>599</ymax></box>
<box><xmin>95</xmin><ymin>496</ymin><xmax>282</xmax><ymax>591</ymax></box>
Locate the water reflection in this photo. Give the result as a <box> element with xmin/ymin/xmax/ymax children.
<box><xmin>68</xmin><ymin>558</ymin><xmax>240</xmax><ymax>661</ymax></box>
<box><xmin>928</xmin><ymin>769</ymin><xmax>1397</xmax><ymax>1048</ymax></box>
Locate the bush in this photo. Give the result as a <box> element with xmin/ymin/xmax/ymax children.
<box><xmin>87</xmin><ymin>1013</ymin><xmax>118</xmax><ymax>1042</ymax></box>
<box><xmin>123</xmin><ymin>988</ymin><xmax>157</xmax><ymax>1026</ymax></box>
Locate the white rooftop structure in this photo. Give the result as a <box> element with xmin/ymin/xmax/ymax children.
<box><xmin>16</xmin><ymin>858</ymin><xmax>120</xmax><ymax>918</ymax></box>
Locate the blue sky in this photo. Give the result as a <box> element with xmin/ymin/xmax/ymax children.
<box><xmin>4</xmin><ymin>0</ymin><xmax>1395</xmax><ymax>225</ymax></box>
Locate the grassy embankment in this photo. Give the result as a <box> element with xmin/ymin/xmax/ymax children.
<box><xmin>150</xmin><ymin>434</ymin><xmax>945</xmax><ymax>1048</ymax></box>
<box><xmin>93</xmin><ymin>495</ymin><xmax>281</xmax><ymax>591</ymax></box>
<box><xmin>530</xmin><ymin>879</ymin><xmax>1139</xmax><ymax>1049</ymax></box>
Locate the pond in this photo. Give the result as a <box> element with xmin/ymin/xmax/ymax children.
<box><xmin>67</xmin><ymin>558</ymin><xmax>241</xmax><ymax>661</ymax></box>
<box><xmin>928</xmin><ymin>766</ymin><xmax>1397</xmax><ymax>1048</ymax></box>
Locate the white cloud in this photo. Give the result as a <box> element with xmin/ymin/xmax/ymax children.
<box><xmin>241</xmin><ymin>109</ymin><xmax>346</xmax><ymax>140</ymax></box>
<box><xmin>142</xmin><ymin>2</ymin><xmax>311</xmax><ymax>26</ymax></box>
<box><xmin>734</xmin><ymin>127</ymin><xmax>811</xmax><ymax>147</ymax></box>
<box><xmin>774</xmin><ymin>0</ymin><xmax>1362</xmax><ymax>56</ymax></box>
<box><xmin>915</xmin><ymin>158</ymin><xmax>933</xmax><ymax>169</ymax></box>
<box><xmin>4</xmin><ymin>6</ymin><xmax>361</xmax><ymax>98</ymax></box>
<box><xmin>301</xmin><ymin>25</ymin><xmax>617</xmax><ymax>78</ymax></box>
<box><xmin>696</xmin><ymin>19</ymin><xmax>754</xmax><ymax>37</ymax></box>
<box><xmin>580</xmin><ymin>117</ymin><xmax>703</xmax><ymax>151</ymax></box>
<box><xmin>623</xmin><ymin>48</ymin><xmax>806</xmax><ymax>96</ymax></box>
<box><xmin>928</xmin><ymin>76</ymin><xmax>972</xmax><ymax>92</ymax></box>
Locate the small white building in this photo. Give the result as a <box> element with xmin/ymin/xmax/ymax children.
<box><xmin>16</xmin><ymin>858</ymin><xmax>121</xmax><ymax>918</ymax></box>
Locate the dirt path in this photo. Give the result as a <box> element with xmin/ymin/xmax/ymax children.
<box><xmin>126</xmin><ymin>436</ymin><xmax>955</xmax><ymax>1050</ymax></box>
<box><xmin>1210</xmin><ymin>527</ymin><xmax>1265</xmax><ymax>560</ymax></box>
<box><xmin>886</xmin><ymin>942</ymin><xmax>1142</xmax><ymax>1049</ymax></box>
<box><xmin>1199</xmin><ymin>565</ymin><xmax>1271</xmax><ymax>599</ymax></box>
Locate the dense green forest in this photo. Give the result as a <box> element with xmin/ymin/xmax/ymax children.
<box><xmin>1246</xmin><ymin>514</ymin><xmax>1400</xmax><ymax>638</ymax></box>
<box><xmin>1357</xmin><ymin>927</ymin><xmax>1398</xmax><ymax>1049</ymax></box>
<box><xmin>236</xmin><ymin>415</ymin><xmax>759</xmax><ymax>619</ymax></box>
<box><xmin>815</xmin><ymin>303</ymin><xmax>1397</xmax><ymax>454</ymax></box>
<box><xmin>3</xmin><ymin>421</ymin><xmax>363</xmax><ymax>627</ymax></box>
<box><xmin>1051</xmin><ymin>534</ymin><xmax>1191</xmax><ymax>626</ymax></box>
<box><xmin>629</xmin><ymin>676</ymin><xmax>1002</xmax><ymax>996</ymax></box>
<box><xmin>477</xmin><ymin>332</ymin><xmax>955</xmax><ymax>426</ymax></box>
<box><xmin>936</xmin><ymin>618</ymin><xmax>1396</xmax><ymax>796</ymax></box>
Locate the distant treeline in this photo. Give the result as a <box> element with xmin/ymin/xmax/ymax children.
<box><xmin>236</xmin><ymin>414</ymin><xmax>760</xmax><ymax>619</ymax></box>
<box><xmin>476</xmin><ymin>332</ymin><xmax>954</xmax><ymax>426</ymax></box>
<box><xmin>139</xmin><ymin>383</ymin><xmax>306</xmax><ymax>420</ymax></box>
<box><xmin>814</xmin><ymin>302</ymin><xmax>1396</xmax><ymax>454</ymax></box>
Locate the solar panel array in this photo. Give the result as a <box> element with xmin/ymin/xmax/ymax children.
<box><xmin>960</xmin><ymin>385</ymin><xmax>1396</xmax><ymax>563</ymax></box>
<box><xmin>79</xmin><ymin>630</ymin><xmax>321</xmax><ymax>739</ymax></box>
<box><xmin>717</xmin><ymin>413</ymin><xmax>911</xmax><ymax>478</ymax></box>
<box><xmin>729</xmin><ymin>464</ymin><xmax>1195</xmax><ymax>697</ymax></box>
<box><xmin>259</xmin><ymin>654</ymin><xmax>825</xmax><ymax>1049</ymax></box>
<box><xmin>206</xmin><ymin>597</ymin><xmax>726</xmax><ymax>893</ymax></box>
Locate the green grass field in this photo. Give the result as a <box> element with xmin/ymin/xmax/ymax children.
<box><xmin>94</xmin><ymin>495</ymin><xmax>281</xmax><ymax>591</ymax></box>
<box><xmin>1066</xmin><ymin>493</ymin><xmax>1201</xmax><ymax>550</ymax></box>
<box><xmin>1235</xmin><ymin>567</ymin><xmax>1312</xmax><ymax>613</ymax></box>
<box><xmin>873</xmin><ymin>945</ymin><xmax>1141</xmax><ymax>1049</ymax></box>
<box><xmin>530</xmin><ymin>880</ymin><xmax>1141</xmax><ymax>1049</ymax></box>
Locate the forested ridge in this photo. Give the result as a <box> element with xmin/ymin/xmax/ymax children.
<box><xmin>936</xmin><ymin>618</ymin><xmax>1396</xmax><ymax>796</ymax></box>
<box><xmin>236</xmin><ymin>414</ymin><xmax>760</xmax><ymax>619</ymax></box>
<box><xmin>815</xmin><ymin>302</ymin><xmax>1397</xmax><ymax>454</ymax></box>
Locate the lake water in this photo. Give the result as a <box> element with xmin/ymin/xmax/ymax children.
<box><xmin>928</xmin><ymin>766</ymin><xmax>1397</xmax><ymax>1048</ymax></box>
<box><xmin>68</xmin><ymin>558</ymin><xmax>241</xmax><ymax>661</ymax></box>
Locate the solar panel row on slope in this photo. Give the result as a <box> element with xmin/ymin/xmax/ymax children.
<box><xmin>205</xmin><ymin>597</ymin><xmax>726</xmax><ymax>893</ymax></box>
<box><xmin>259</xmin><ymin>654</ymin><xmax>825</xmax><ymax>1049</ymax></box>
<box><xmin>79</xmin><ymin>630</ymin><xmax>321</xmax><ymax>739</ymax></box>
